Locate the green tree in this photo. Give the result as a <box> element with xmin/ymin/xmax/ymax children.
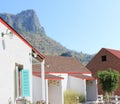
<box><xmin>97</xmin><ymin>68</ymin><xmax>120</xmax><ymax>101</ymax></box>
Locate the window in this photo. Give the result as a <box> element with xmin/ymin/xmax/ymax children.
<box><xmin>15</xmin><ymin>63</ymin><xmax>30</xmax><ymax>97</ymax></box>
<box><xmin>101</xmin><ymin>55</ymin><xmax>107</xmax><ymax>62</ymax></box>
<box><xmin>15</xmin><ymin>64</ymin><xmax>23</xmax><ymax>97</ymax></box>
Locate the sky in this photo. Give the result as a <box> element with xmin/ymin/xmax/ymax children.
<box><xmin>0</xmin><ymin>0</ymin><xmax>120</xmax><ymax>54</ymax></box>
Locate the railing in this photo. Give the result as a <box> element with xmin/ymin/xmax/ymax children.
<box><xmin>110</xmin><ymin>95</ymin><xmax>120</xmax><ymax>104</ymax></box>
<box><xmin>96</xmin><ymin>95</ymin><xmax>104</xmax><ymax>104</ymax></box>
<box><xmin>96</xmin><ymin>95</ymin><xmax>120</xmax><ymax>104</ymax></box>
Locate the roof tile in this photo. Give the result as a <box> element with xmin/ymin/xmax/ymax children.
<box><xmin>33</xmin><ymin>55</ymin><xmax>91</xmax><ymax>74</ymax></box>
<box><xmin>104</xmin><ymin>48</ymin><xmax>120</xmax><ymax>59</ymax></box>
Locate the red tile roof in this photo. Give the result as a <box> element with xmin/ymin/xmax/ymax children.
<box><xmin>104</xmin><ymin>48</ymin><xmax>120</xmax><ymax>59</ymax></box>
<box><xmin>33</xmin><ymin>55</ymin><xmax>92</xmax><ymax>74</ymax></box>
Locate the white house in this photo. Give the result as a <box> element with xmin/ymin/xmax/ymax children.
<box><xmin>0</xmin><ymin>18</ymin><xmax>45</xmax><ymax>104</ymax></box>
<box><xmin>32</xmin><ymin>74</ymin><xmax>63</xmax><ymax>104</ymax></box>
<box><xmin>33</xmin><ymin>55</ymin><xmax>98</xmax><ymax>104</ymax></box>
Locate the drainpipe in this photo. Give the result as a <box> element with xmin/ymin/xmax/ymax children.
<box><xmin>45</xmin><ymin>79</ymin><xmax>49</xmax><ymax>104</ymax></box>
<box><xmin>41</xmin><ymin>60</ymin><xmax>45</xmax><ymax>101</ymax></box>
<box><xmin>84</xmin><ymin>79</ymin><xmax>87</xmax><ymax>102</ymax></box>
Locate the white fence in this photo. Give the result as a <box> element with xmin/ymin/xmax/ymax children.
<box><xmin>81</xmin><ymin>95</ymin><xmax>120</xmax><ymax>104</ymax></box>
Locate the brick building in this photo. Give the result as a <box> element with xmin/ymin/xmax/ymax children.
<box><xmin>86</xmin><ymin>48</ymin><xmax>120</xmax><ymax>95</ymax></box>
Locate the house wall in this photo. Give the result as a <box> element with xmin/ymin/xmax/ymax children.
<box><xmin>48</xmin><ymin>74</ymin><xmax>69</xmax><ymax>90</ymax></box>
<box><xmin>68</xmin><ymin>76</ymin><xmax>86</xmax><ymax>96</ymax></box>
<box><xmin>0</xmin><ymin>22</ymin><xmax>32</xmax><ymax>104</ymax></box>
<box><xmin>60</xmin><ymin>74</ymin><xmax>69</xmax><ymax>92</ymax></box>
<box><xmin>86</xmin><ymin>80</ymin><xmax>98</xmax><ymax>101</ymax></box>
<box><xmin>48</xmin><ymin>80</ymin><xmax>62</xmax><ymax>104</ymax></box>
<box><xmin>32</xmin><ymin>76</ymin><xmax>42</xmax><ymax>102</ymax></box>
<box><xmin>87</xmin><ymin>48</ymin><xmax>120</xmax><ymax>95</ymax></box>
<box><xmin>49</xmin><ymin>73</ymin><xmax>97</xmax><ymax>103</ymax></box>
<box><xmin>32</xmin><ymin>76</ymin><xmax>62</xmax><ymax>104</ymax></box>
<box><xmin>48</xmin><ymin>73</ymin><xmax>69</xmax><ymax>104</ymax></box>
<box><xmin>68</xmin><ymin>76</ymin><xmax>98</xmax><ymax>101</ymax></box>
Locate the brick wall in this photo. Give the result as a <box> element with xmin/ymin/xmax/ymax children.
<box><xmin>87</xmin><ymin>48</ymin><xmax>120</xmax><ymax>95</ymax></box>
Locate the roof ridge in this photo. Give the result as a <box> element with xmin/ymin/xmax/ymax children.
<box><xmin>103</xmin><ymin>48</ymin><xmax>120</xmax><ymax>59</ymax></box>
<box><xmin>104</xmin><ymin>48</ymin><xmax>120</xmax><ymax>52</ymax></box>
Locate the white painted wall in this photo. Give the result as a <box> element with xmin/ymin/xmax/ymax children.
<box><xmin>60</xmin><ymin>74</ymin><xmax>69</xmax><ymax>92</ymax></box>
<box><xmin>0</xmin><ymin>23</ymin><xmax>32</xmax><ymax>104</ymax></box>
<box><xmin>42</xmin><ymin>73</ymin><xmax>97</xmax><ymax>103</ymax></box>
<box><xmin>48</xmin><ymin>73</ymin><xmax>68</xmax><ymax>104</ymax></box>
<box><xmin>48</xmin><ymin>80</ymin><xmax>62</xmax><ymax>104</ymax></box>
<box><xmin>48</xmin><ymin>73</ymin><xmax>69</xmax><ymax>92</ymax></box>
<box><xmin>68</xmin><ymin>76</ymin><xmax>86</xmax><ymax>96</ymax></box>
<box><xmin>32</xmin><ymin>76</ymin><xmax>42</xmax><ymax>102</ymax></box>
<box><xmin>68</xmin><ymin>76</ymin><xmax>98</xmax><ymax>101</ymax></box>
<box><xmin>32</xmin><ymin>76</ymin><xmax>62</xmax><ymax>104</ymax></box>
<box><xmin>86</xmin><ymin>80</ymin><xmax>98</xmax><ymax>101</ymax></box>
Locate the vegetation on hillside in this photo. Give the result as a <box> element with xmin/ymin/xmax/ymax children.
<box><xmin>0</xmin><ymin>9</ymin><xmax>94</xmax><ymax>64</ymax></box>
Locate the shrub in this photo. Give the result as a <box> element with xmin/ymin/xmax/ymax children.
<box><xmin>97</xmin><ymin>68</ymin><xmax>120</xmax><ymax>94</ymax></box>
<box><xmin>64</xmin><ymin>90</ymin><xmax>85</xmax><ymax>104</ymax></box>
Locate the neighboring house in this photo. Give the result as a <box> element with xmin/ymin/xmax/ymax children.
<box><xmin>32</xmin><ymin>73</ymin><xmax>63</xmax><ymax>104</ymax></box>
<box><xmin>86</xmin><ymin>48</ymin><xmax>120</xmax><ymax>95</ymax></box>
<box><xmin>0</xmin><ymin>18</ymin><xmax>45</xmax><ymax>104</ymax></box>
<box><xmin>33</xmin><ymin>55</ymin><xmax>98</xmax><ymax>104</ymax></box>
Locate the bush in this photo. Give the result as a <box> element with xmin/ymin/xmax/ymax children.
<box><xmin>64</xmin><ymin>90</ymin><xmax>85</xmax><ymax>104</ymax></box>
<box><xmin>97</xmin><ymin>68</ymin><xmax>120</xmax><ymax>94</ymax></box>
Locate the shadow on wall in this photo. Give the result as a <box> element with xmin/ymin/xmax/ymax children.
<box><xmin>2</xmin><ymin>39</ymin><xmax>5</xmax><ymax>50</ymax></box>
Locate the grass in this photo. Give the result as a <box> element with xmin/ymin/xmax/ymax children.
<box><xmin>64</xmin><ymin>90</ymin><xmax>85</xmax><ymax>104</ymax></box>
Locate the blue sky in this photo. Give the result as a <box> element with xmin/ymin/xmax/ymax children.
<box><xmin>0</xmin><ymin>0</ymin><xmax>120</xmax><ymax>54</ymax></box>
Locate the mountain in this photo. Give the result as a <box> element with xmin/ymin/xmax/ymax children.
<box><xmin>0</xmin><ymin>9</ymin><xmax>94</xmax><ymax>65</ymax></box>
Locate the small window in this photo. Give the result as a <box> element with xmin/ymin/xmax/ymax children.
<box><xmin>15</xmin><ymin>64</ymin><xmax>23</xmax><ymax>97</ymax></box>
<box><xmin>101</xmin><ymin>55</ymin><xmax>107</xmax><ymax>61</ymax></box>
<box><xmin>15</xmin><ymin>65</ymin><xmax>30</xmax><ymax>97</ymax></box>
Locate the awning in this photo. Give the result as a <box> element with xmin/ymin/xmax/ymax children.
<box><xmin>33</xmin><ymin>72</ymin><xmax>64</xmax><ymax>80</ymax></box>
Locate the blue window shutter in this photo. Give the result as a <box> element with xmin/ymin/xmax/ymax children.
<box><xmin>21</xmin><ymin>69</ymin><xmax>30</xmax><ymax>97</ymax></box>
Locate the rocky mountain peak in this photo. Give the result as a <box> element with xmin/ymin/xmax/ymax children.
<box><xmin>0</xmin><ymin>9</ymin><xmax>41</xmax><ymax>33</ymax></box>
<box><xmin>0</xmin><ymin>10</ymin><xmax>94</xmax><ymax>65</ymax></box>
<box><xmin>14</xmin><ymin>9</ymin><xmax>41</xmax><ymax>33</ymax></box>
